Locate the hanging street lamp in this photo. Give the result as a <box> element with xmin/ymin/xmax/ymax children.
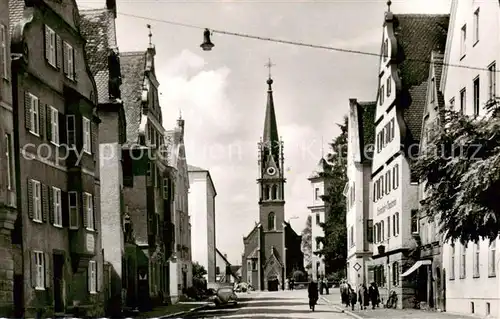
<box><xmin>200</xmin><ymin>28</ymin><xmax>214</xmax><ymax>51</ymax></box>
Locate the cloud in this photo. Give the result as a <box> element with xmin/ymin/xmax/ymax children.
<box><xmin>330</xmin><ymin>29</ymin><xmax>382</xmax><ymax>50</ymax></box>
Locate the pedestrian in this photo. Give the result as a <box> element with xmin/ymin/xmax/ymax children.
<box><xmin>357</xmin><ymin>284</ymin><xmax>366</xmax><ymax>310</ymax></box>
<box><xmin>348</xmin><ymin>284</ymin><xmax>357</xmax><ymax>311</ymax></box>
<box><xmin>340</xmin><ymin>280</ymin><xmax>349</xmax><ymax>307</ymax></box>
<box><xmin>369</xmin><ymin>282</ymin><xmax>380</xmax><ymax>309</ymax></box>
<box><xmin>324</xmin><ymin>277</ymin><xmax>329</xmax><ymax>295</ymax></box>
<box><xmin>363</xmin><ymin>284</ymin><xmax>370</xmax><ymax>309</ymax></box>
<box><xmin>290</xmin><ymin>278</ymin><xmax>294</xmax><ymax>290</ymax></box>
<box><xmin>307</xmin><ymin>279</ymin><xmax>319</xmax><ymax>311</ymax></box>
<box><xmin>319</xmin><ymin>277</ymin><xmax>324</xmax><ymax>295</ymax></box>
<box><xmin>285</xmin><ymin>278</ymin><xmax>289</xmax><ymax>290</ymax></box>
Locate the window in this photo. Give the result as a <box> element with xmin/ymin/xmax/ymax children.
<box><xmin>251</xmin><ymin>260</ymin><xmax>257</xmax><ymax>271</ymax></box>
<box><xmin>473</xmin><ymin>77</ymin><xmax>480</xmax><ymax>116</ymax></box>
<box><xmin>380</xmin><ymin>220</ymin><xmax>384</xmax><ymax>241</ymax></box>
<box><xmin>44</xmin><ymin>25</ymin><xmax>56</xmax><ymax>67</ymax></box>
<box><xmin>88</xmin><ymin>260</ymin><xmax>97</xmax><ymax>293</ymax></box>
<box><xmin>46</xmin><ymin>106</ymin><xmax>59</xmax><ymax>144</ymax></box>
<box><xmin>386</xmin><ymin>76</ymin><xmax>391</xmax><ymax>97</ymax></box>
<box><xmin>316</xmin><ymin>238</ymin><xmax>320</xmax><ymax>250</ymax></box>
<box><xmin>68</xmin><ymin>191</ymin><xmax>79</xmax><ymax>229</ymax></box>
<box><xmin>393</xmin><ymin>212</ymin><xmax>400</xmax><ymax>236</ymax></box>
<box><xmin>216</xmin><ymin>266</ymin><xmax>220</xmax><ymax>275</ymax></box>
<box><xmin>63</xmin><ymin>41</ymin><xmax>75</xmax><ymax>80</ymax></box>
<box><xmin>473</xmin><ymin>242</ymin><xmax>480</xmax><ymax>277</ymax></box>
<box><xmin>380</xmin><ymin>85</ymin><xmax>384</xmax><ymax>105</ymax></box>
<box><xmin>487</xmin><ymin>302</ymin><xmax>491</xmax><ymax>315</ymax></box>
<box><xmin>315</xmin><ymin>187</ymin><xmax>319</xmax><ymax>200</ymax></box>
<box><xmin>349</xmin><ymin>226</ymin><xmax>354</xmax><ymax>247</ymax></box>
<box><xmin>34</xmin><ymin>251</ymin><xmax>45</xmax><ymax>289</ymax></box>
<box><xmin>449</xmin><ymin>97</ymin><xmax>455</xmax><ymax>110</ymax></box>
<box><xmin>460</xmin><ymin>24</ymin><xmax>466</xmax><ymax>57</ymax></box>
<box><xmin>267</xmin><ymin>212</ymin><xmax>275</xmax><ymax>230</ymax></box>
<box><xmin>367</xmin><ymin>219</ymin><xmax>373</xmax><ymax>243</ymax></box>
<box><xmin>473</xmin><ymin>9</ymin><xmax>479</xmax><ymax>44</ymax></box>
<box><xmin>392</xmin><ymin>164</ymin><xmax>399</xmax><ymax>189</ymax></box>
<box><xmin>392</xmin><ymin>262</ymin><xmax>399</xmax><ymax>286</ymax></box>
<box><xmin>316</xmin><ymin>212</ymin><xmax>320</xmax><ymax>225</ymax></box>
<box><xmin>460</xmin><ymin>88</ymin><xmax>466</xmax><ymax>114</ymax></box>
<box><xmin>52</xmin><ymin>187</ymin><xmax>62</xmax><ymax>227</ymax></box>
<box><xmin>5</xmin><ymin>134</ymin><xmax>13</xmax><ymax>191</ymax></box>
<box><xmin>83</xmin><ymin>193</ymin><xmax>94</xmax><ymax>230</ymax></box>
<box><xmin>0</xmin><ymin>24</ymin><xmax>7</xmax><ymax>79</ymax></box>
<box><xmin>66</xmin><ymin>115</ymin><xmax>75</xmax><ymax>147</ymax></box>
<box><xmin>31</xmin><ymin>180</ymin><xmax>42</xmax><ymax>222</ymax></box>
<box><xmin>387</xmin><ymin>216</ymin><xmax>391</xmax><ymax>238</ymax></box>
<box><xmin>460</xmin><ymin>244</ymin><xmax>466</xmax><ymax>279</ymax></box>
<box><xmin>83</xmin><ymin>117</ymin><xmax>91</xmax><ymax>154</ymax></box>
<box><xmin>162</xmin><ymin>178</ymin><xmax>169</xmax><ymax>200</ymax></box>
<box><xmin>27</xmin><ymin>93</ymin><xmax>40</xmax><ymax>135</ymax></box>
<box><xmin>450</xmin><ymin>244</ymin><xmax>455</xmax><ymax>280</ymax></box>
<box><xmin>411</xmin><ymin>209</ymin><xmax>419</xmax><ymax>233</ymax></box>
<box><xmin>430</xmin><ymin>78</ymin><xmax>435</xmax><ymax>102</ymax></box>
<box><xmin>383</xmin><ymin>38</ymin><xmax>388</xmax><ymax>61</ymax></box>
<box><xmin>488</xmin><ymin>62</ymin><xmax>496</xmax><ymax>100</ymax></box>
<box><xmin>489</xmin><ymin>241</ymin><xmax>496</xmax><ymax>277</ymax></box>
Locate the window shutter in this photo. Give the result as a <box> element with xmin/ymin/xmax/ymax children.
<box><xmin>72</xmin><ymin>48</ymin><xmax>76</xmax><ymax>80</ymax></box>
<box><xmin>48</xmin><ymin>187</ymin><xmax>54</xmax><ymax>224</ymax></box>
<box><xmin>96</xmin><ymin>261</ymin><xmax>101</xmax><ymax>292</ymax></box>
<box><xmin>56</xmin><ymin>35</ymin><xmax>62</xmax><ymax>69</ymax></box>
<box><xmin>39</xmin><ymin>100</ymin><xmax>44</xmax><ymax>138</ymax></box>
<box><xmin>46</xmin><ymin>105</ymin><xmax>52</xmax><ymax>142</ymax></box>
<box><xmin>27</xmin><ymin>179</ymin><xmax>33</xmax><ymax>219</ymax></box>
<box><xmin>61</xmin><ymin>191</ymin><xmax>69</xmax><ymax>227</ymax></box>
<box><xmin>87</xmin><ymin>263</ymin><xmax>91</xmax><ymax>292</ymax></box>
<box><xmin>91</xmin><ymin>121</ymin><xmax>97</xmax><ymax>155</ymax></box>
<box><xmin>58</xmin><ymin>112</ymin><xmax>66</xmax><ymax>146</ymax></box>
<box><xmin>63</xmin><ymin>43</ymin><xmax>68</xmax><ymax>75</ymax></box>
<box><xmin>44</xmin><ymin>252</ymin><xmax>51</xmax><ymax>288</ymax></box>
<box><xmin>0</xmin><ymin>25</ymin><xmax>4</xmax><ymax>79</ymax></box>
<box><xmin>44</xmin><ymin>25</ymin><xmax>50</xmax><ymax>61</ymax></box>
<box><xmin>93</xmin><ymin>193</ymin><xmax>98</xmax><ymax>232</ymax></box>
<box><xmin>42</xmin><ymin>184</ymin><xmax>48</xmax><ymax>222</ymax></box>
<box><xmin>30</xmin><ymin>251</ymin><xmax>36</xmax><ymax>287</ymax></box>
<box><xmin>24</xmin><ymin>92</ymin><xmax>31</xmax><ymax>130</ymax></box>
<box><xmin>82</xmin><ymin>194</ymin><xmax>88</xmax><ymax>228</ymax></box>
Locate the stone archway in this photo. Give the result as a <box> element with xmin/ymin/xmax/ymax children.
<box><xmin>267</xmin><ymin>272</ymin><xmax>280</xmax><ymax>291</ymax></box>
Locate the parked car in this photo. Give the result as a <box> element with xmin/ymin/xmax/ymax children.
<box><xmin>208</xmin><ymin>287</ymin><xmax>238</xmax><ymax>307</ymax></box>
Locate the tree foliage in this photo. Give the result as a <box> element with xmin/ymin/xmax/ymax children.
<box><xmin>301</xmin><ymin>215</ymin><xmax>312</xmax><ymax>270</ymax></box>
<box><xmin>316</xmin><ymin>116</ymin><xmax>348</xmax><ymax>274</ymax></box>
<box><xmin>414</xmin><ymin>107</ymin><xmax>500</xmax><ymax>244</ymax></box>
<box><xmin>192</xmin><ymin>262</ymin><xmax>207</xmax><ymax>279</ymax></box>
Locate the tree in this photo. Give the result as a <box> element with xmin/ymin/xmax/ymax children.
<box><xmin>301</xmin><ymin>215</ymin><xmax>312</xmax><ymax>270</ymax></box>
<box><xmin>192</xmin><ymin>262</ymin><xmax>207</xmax><ymax>279</ymax></box>
<box><xmin>316</xmin><ymin>116</ymin><xmax>348</xmax><ymax>274</ymax></box>
<box><xmin>415</xmin><ymin>106</ymin><xmax>500</xmax><ymax>244</ymax></box>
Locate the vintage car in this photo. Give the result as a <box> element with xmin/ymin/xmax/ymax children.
<box><xmin>208</xmin><ymin>286</ymin><xmax>238</xmax><ymax>306</ymax></box>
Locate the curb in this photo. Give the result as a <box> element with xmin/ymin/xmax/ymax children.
<box><xmin>158</xmin><ymin>304</ymin><xmax>210</xmax><ymax>319</ymax></box>
<box><xmin>321</xmin><ymin>296</ymin><xmax>364</xmax><ymax>319</ymax></box>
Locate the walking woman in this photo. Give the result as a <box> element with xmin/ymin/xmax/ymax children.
<box><xmin>308</xmin><ymin>279</ymin><xmax>319</xmax><ymax>311</ymax></box>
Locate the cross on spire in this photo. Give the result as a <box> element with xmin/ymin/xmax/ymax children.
<box><xmin>147</xmin><ymin>24</ymin><xmax>153</xmax><ymax>46</ymax></box>
<box><xmin>387</xmin><ymin>0</ymin><xmax>392</xmax><ymax>12</ymax></box>
<box><xmin>265</xmin><ymin>58</ymin><xmax>275</xmax><ymax>80</ymax></box>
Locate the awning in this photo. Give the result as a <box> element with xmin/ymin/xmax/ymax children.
<box><xmin>401</xmin><ymin>259</ymin><xmax>432</xmax><ymax>277</ymax></box>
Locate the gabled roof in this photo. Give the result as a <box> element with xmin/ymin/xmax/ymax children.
<box><xmin>357</xmin><ymin>101</ymin><xmax>376</xmax><ymax>161</ymax></box>
<box><xmin>120</xmin><ymin>52</ymin><xmax>146</xmax><ymax>144</ymax></box>
<box><xmin>80</xmin><ymin>8</ymin><xmax>115</xmax><ymax>104</ymax></box>
<box><xmin>392</xmin><ymin>14</ymin><xmax>449</xmax><ymax>141</ymax></box>
<box><xmin>230</xmin><ymin>265</ymin><xmax>241</xmax><ymax>275</ymax></box>
<box><xmin>187</xmin><ymin>165</ymin><xmax>217</xmax><ymax>196</ymax></box>
<box><xmin>308</xmin><ymin>157</ymin><xmax>329</xmax><ymax>179</ymax></box>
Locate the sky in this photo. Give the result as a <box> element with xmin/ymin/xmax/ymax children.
<box><xmin>79</xmin><ymin>0</ymin><xmax>451</xmax><ymax>265</ymax></box>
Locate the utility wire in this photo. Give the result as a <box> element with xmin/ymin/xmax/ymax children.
<box><xmin>79</xmin><ymin>7</ymin><xmax>495</xmax><ymax>73</ymax></box>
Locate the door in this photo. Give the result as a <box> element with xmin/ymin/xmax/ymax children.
<box><xmin>183</xmin><ymin>271</ymin><xmax>187</xmax><ymax>290</ymax></box>
<box><xmin>53</xmin><ymin>254</ymin><xmax>64</xmax><ymax>313</ymax></box>
<box><xmin>13</xmin><ymin>275</ymin><xmax>23</xmax><ymax>318</ymax></box>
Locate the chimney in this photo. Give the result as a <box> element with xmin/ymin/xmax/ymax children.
<box><xmin>224</xmin><ymin>253</ymin><xmax>227</xmax><ymax>259</ymax></box>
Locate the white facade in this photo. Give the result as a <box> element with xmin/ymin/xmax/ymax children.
<box><xmin>345</xmin><ymin>99</ymin><xmax>374</xmax><ymax>288</ymax></box>
<box><xmin>307</xmin><ymin>162</ymin><xmax>326</xmax><ymax>281</ymax></box>
<box><xmin>188</xmin><ymin>166</ymin><xmax>217</xmax><ymax>283</ymax></box>
<box><xmin>440</xmin><ymin>1</ymin><xmax>500</xmax><ymax>316</ymax></box>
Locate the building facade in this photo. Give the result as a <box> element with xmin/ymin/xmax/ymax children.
<box><xmin>80</xmin><ymin>2</ymin><xmax>125</xmax><ymax>315</ymax></box>
<box><xmin>241</xmin><ymin>76</ymin><xmax>303</xmax><ymax>291</ymax></box>
<box><xmin>188</xmin><ymin>165</ymin><xmax>216</xmax><ymax>284</ymax></box>
<box><xmin>166</xmin><ymin>116</ymin><xmax>192</xmax><ymax>300</ymax></box>
<box><xmin>120</xmin><ymin>42</ymin><xmax>172</xmax><ymax>309</ymax></box>
<box><xmin>0</xmin><ymin>0</ymin><xmax>17</xmax><ymax>315</ymax></box>
<box><xmin>307</xmin><ymin>158</ymin><xmax>328</xmax><ymax>281</ymax></box>
<box><xmin>10</xmin><ymin>0</ymin><xmax>105</xmax><ymax>316</ymax></box>
<box><xmin>439</xmin><ymin>0</ymin><xmax>500</xmax><ymax>316</ymax></box>
<box><xmin>369</xmin><ymin>8</ymin><xmax>448</xmax><ymax>308</ymax></box>
<box><xmin>345</xmin><ymin>99</ymin><xmax>375</xmax><ymax>288</ymax></box>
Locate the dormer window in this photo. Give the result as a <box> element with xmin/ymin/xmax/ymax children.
<box><xmin>379</xmin><ymin>85</ymin><xmax>385</xmax><ymax>105</ymax></box>
<box><xmin>460</xmin><ymin>24</ymin><xmax>466</xmax><ymax>58</ymax></box>
<box><xmin>430</xmin><ymin>78</ymin><xmax>435</xmax><ymax>102</ymax></box>
<box><xmin>383</xmin><ymin>38</ymin><xmax>388</xmax><ymax>61</ymax></box>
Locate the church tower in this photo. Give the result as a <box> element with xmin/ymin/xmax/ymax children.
<box><xmin>257</xmin><ymin>74</ymin><xmax>286</xmax><ymax>233</ymax></box>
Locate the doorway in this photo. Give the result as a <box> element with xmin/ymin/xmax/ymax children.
<box><xmin>53</xmin><ymin>254</ymin><xmax>65</xmax><ymax>313</ymax></box>
<box><xmin>13</xmin><ymin>274</ymin><xmax>23</xmax><ymax>318</ymax></box>
<box><xmin>267</xmin><ymin>275</ymin><xmax>279</xmax><ymax>291</ymax></box>
<box><xmin>182</xmin><ymin>271</ymin><xmax>187</xmax><ymax>289</ymax></box>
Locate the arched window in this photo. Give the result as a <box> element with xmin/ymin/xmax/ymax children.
<box><xmin>271</xmin><ymin>185</ymin><xmax>278</xmax><ymax>200</ymax></box>
<box><xmin>263</xmin><ymin>185</ymin><xmax>269</xmax><ymax>200</ymax></box>
<box><xmin>268</xmin><ymin>212</ymin><xmax>275</xmax><ymax>230</ymax></box>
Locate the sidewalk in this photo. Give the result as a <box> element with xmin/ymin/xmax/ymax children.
<box><xmin>321</xmin><ymin>294</ymin><xmax>477</xmax><ymax>319</ymax></box>
<box><xmin>139</xmin><ymin>302</ymin><xmax>210</xmax><ymax>318</ymax></box>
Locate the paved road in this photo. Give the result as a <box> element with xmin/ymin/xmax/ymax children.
<box><xmin>181</xmin><ymin>289</ymin><xmax>352</xmax><ymax>318</ymax></box>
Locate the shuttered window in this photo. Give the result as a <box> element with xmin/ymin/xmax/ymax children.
<box><xmin>26</xmin><ymin>93</ymin><xmax>40</xmax><ymax>135</ymax></box>
<box><xmin>44</xmin><ymin>25</ymin><xmax>56</xmax><ymax>67</ymax></box>
<box><xmin>63</xmin><ymin>41</ymin><xmax>75</xmax><ymax>80</ymax></box>
<box><xmin>88</xmin><ymin>260</ymin><xmax>97</xmax><ymax>293</ymax></box>
<box><xmin>68</xmin><ymin>191</ymin><xmax>79</xmax><ymax>229</ymax></box>
<box><xmin>48</xmin><ymin>106</ymin><xmax>59</xmax><ymax>145</ymax></box>
<box><xmin>66</xmin><ymin>115</ymin><xmax>75</xmax><ymax>147</ymax></box>
<box><xmin>33</xmin><ymin>251</ymin><xmax>45</xmax><ymax>289</ymax></box>
<box><xmin>83</xmin><ymin>117</ymin><xmax>91</xmax><ymax>153</ymax></box>
<box><xmin>5</xmin><ymin>134</ymin><xmax>13</xmax><ymax>191</ymax></box>
<box><xmin>52</xmin><ymin>187</ymin><xmax>62</xmax><ymax>227</ymax></box>
<box><xmin>31</xmin><ymin>180</ymin><xmax>42</xmax><ymax>222</ymax></box>
<box><xmin>83</xmin><ymin>192</ymin><xmax>94</xmax><ymax>230</ymax></box>
<box><xmin>0</xmin><ymin>24</ymin><xmax>7</xmax><ymax>79</ymax></box>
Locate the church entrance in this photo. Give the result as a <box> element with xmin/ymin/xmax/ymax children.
<box><xmin>267</xmin><ymin>274</ymin><xmax>279</xmax><ymax>291</ymax></box>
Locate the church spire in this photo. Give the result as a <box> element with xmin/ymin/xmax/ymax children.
<box><xmin>263</xmin><ymin>59</ymin><xmax>279</xmax><ymax>148</ymax></box>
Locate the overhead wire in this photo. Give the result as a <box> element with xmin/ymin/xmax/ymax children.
<box><xmin>76</xmin><ymin>4</ymin><xmax>496</xmax><ymax>73</ymax></box>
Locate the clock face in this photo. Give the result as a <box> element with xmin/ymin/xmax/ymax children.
<box><xmin>267</xmin><ymin>167</ymin><xmax>276</xmax><ymax>176</ymax></box>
